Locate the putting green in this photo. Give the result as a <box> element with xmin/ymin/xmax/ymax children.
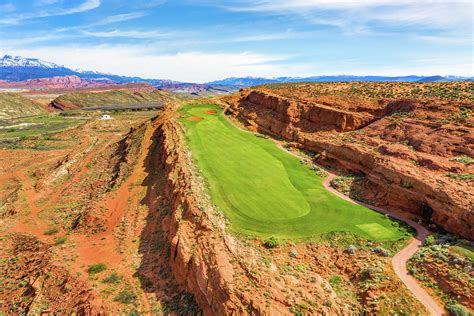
<box><xmin>180</xmin><ymin>104</ymin><xmax>406</xmax><ymax>241</ymax></box>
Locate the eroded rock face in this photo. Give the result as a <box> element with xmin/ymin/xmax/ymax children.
<box><xmin>243</xmin><ymin>90</ymin><xmax>379</xmax><ymax>135</ymax></box>
<box><xmin>228</xmin><ymin>89</ymin><xmax>473</xmax><ymax>240</ymax></box>
<box><xmin>154</xmin><ymin>108</ymin><xmax>351</xmax><ymax>315</ymax></box>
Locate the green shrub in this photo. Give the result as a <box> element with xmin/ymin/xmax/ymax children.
<box><xmin>55</xmin><ymin>236</ymin><xmax>67</xmax><ymax>245</ymax></box>
<box><xmin>445</xmin><ymin>173</ymin><xmax>474</xmax><ymax>181</ymax></box>
<box><xmin>446</xmin><ymin>302</ymin><xmax>470</xmax><ymax>316</ymax></box>
<box><xmin>44</xmin><ymin>227</ymin><xmax>59</xmax><ymax>235</ymax></box>
<box><xmin>424</xmin><ymin>235</ymin><xmax>435</xmax><ymax>246</ymax></box>
<box><xmin>329</xmin><ymin>275</ymin><xmax>343</xmax><ymax>294</ymax></box>
<box><xmin>450</xmin><ymin>155</ymin><xmax>474</xmax><ymax>166</ymax></box>
<box><xmin>103</xmin><ymin>272</ymin><xmax>121</xmax><ymax>284</ymax></box>
<box><xmin>88</xmin><ymin>263</ymin><xmax>107</xmax><ymax>275</ymax></box>
<box><xmin>114</xmin><ymin>289</ymin><xmax>137</xmax><ymax>304</ymax></box>
<box><xmin>264</xmin><ymin>236</ymin><xmax>280</xmax><ymax>249</ymax></box>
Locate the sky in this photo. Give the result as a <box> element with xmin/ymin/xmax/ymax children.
<box><xmin>0</xmin><ymin>0</ymin><xmax>472</xmax><ymax>82</ymax></box>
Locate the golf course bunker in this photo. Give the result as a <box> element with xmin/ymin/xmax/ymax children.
<box><xmin>186</xmin><ymin>116</ymin><xmax>204</xmax><ymax>122</ymax></box>
<box><xmin>180</xmin><ymin>104</ymin><xmax>408</xmax><ymax>240</ymax></box>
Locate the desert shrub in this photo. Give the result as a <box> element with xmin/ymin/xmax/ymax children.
<box><xmin>424</xmin><ymin>235</ymin><xmax>435</xmax><ymax>246</ymax></box>
<box><xmin>310</xmin><ymin>165</ymin><xmax>328</xmax><ymax>177</ymax></box>
<box><xmin>55</xmin><ymin>236</ymin><xmax>67</xmax><ymax>245</ymax></box>
<box><xmin>114</xmin><ymin>289</ymin><xmax>137</xmax><ymax>304</ymax></box>
<box><xmin>450</xmin><ymin>155</ymin><xmax>474</xmax><ymax>165</ymax></box>
<box><xmin>88</xmin><ymin>263</ymin><xmax>107</xmax><ymax>275</ymax></box>
<box><xmin>264</xmin><ymin>236</ymin><xmax>280</xmax><ymax>249</ymax></box>
<box><xmin>445</xmin><ymin>173</ymin><xmax>474</xmax><ymax>181</ymax></box>
<box><xmin>329</xmin><ymin>275</ymin><xmax>342</xmax><ymax>288</ymax></box>
<box><xmin>103</xmin><ymin>272</ymin><xmax>121</xmax><ymax>284</ymax></box>
<box><xmin>400</xmin><ymin>180</ymin><xmax>413</xmax><ymax>189</ymax></box>
<box><xmin>44</xmin><ymin>227</ymin><xmax>59</xmax><ymax>235</ymax></box>
<box><xmin>446</xmin><ymin>302</ymin><xmax>470</xmax><ymax>316</ymax></box>
<box><xmin>408</xmin><ymin>267</ymin><xmax>417</xmax><ymax>275</ymax></box>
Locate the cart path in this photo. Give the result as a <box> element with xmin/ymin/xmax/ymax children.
<box><xmin>323</xmin><ymin>174</ymin><xmax>445</xmax><ymax>316</ymax></box>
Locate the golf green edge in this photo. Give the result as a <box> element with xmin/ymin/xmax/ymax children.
<box><xmin>179</xmin><ymin>104</ymin><xmax>410</xmax><ymax>243</ymax></box>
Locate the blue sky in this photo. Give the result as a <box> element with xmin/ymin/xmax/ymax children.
<box><xmin>0</xmin><ymin>0</ymin><xmax>472</xmax><ymax>82</ymax></box>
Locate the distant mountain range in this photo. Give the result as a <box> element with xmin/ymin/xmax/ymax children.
<box><xmin>1</xmin><ymin>55</ymin><xmax>471</xmax><ymax>91</ymax></box>
<box><xmin>0</xmin><ymin>54</ymin><xmax>172</xmax><ymax>85</ymax></box>
<box><xmin>208</xmin><ymin>75</ymin><xmax>472</xmax><ymax>86</ymax></box>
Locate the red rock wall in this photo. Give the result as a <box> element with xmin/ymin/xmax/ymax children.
<box><xmin>243</xmin><ymin>90</ymin><xmax>377</xmax><ymax>135</ymax></box>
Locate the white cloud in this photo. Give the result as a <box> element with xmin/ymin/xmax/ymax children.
<box><xmin>81</xmin><ymin>29</ymin><xmax>177</xmax><ymax>39</ymax></box>
<box><xmin>3</xmin><ymin>45</ymin><xmax>289</xmax><ymax>82</ymax></box>
<box><xmin>34</xmin><ymin>0</ymin><xmax>61</xmax><ymax>6</ymax></box>
<box><xmin>97</xmin><ymin>12</ymin><xmax>147</xmax><ymax>25</ymax></box>
<box><xmin>413</xmin><ymin>35</ymin><xmax>472</xmax><ymax>45</ymax></box>
<box><xmin>220</xmin><ymin>0</ymin><xmax>472</xmax><ymax>34</ymax></box>
<box><xmin>0</xmin><ymin>0</ymin><xmax>101</xmax><ymax>24</ymax></box>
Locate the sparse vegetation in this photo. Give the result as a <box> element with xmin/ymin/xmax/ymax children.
<box><xmin>444</xmin><ymin>173</ymin><xmax>474</xmax><ymax>181</ymax></box>
<box><xmin>103</xmin><ymin>272</ymin><xmax>121</xmax><ymax>284</ymax></box>
<box><xmin>264</xmin><ymin>236</ymin><xmax>280</xmax><ymax>249</ymax></box>
<box><xmin>54</xmin><ymin>236</ymin><xmax>67</xmax><ymax>245</ymax></box>
<box><xmin>114</xmin><ymin>288</ymin><xmax>137</xmax><ymax>304</ymax></box>
<box><xmin>44</xmin><ymin>227</ymin><xmax>59</xmax><ymax>235</ymax></box>
<box><xmin>88</xmin><ymin>263</ymin><xmax>107</xmax><ymax>275</ymax></box>
<box><xmin>451</xmin><ymin>155</ymin><xmax>474</xmax><ymax>165</ymax></box>
<box><xmin>446</xmin><ymin>301</ymin><xmax>470</xmax><ymax>316</ymax></box>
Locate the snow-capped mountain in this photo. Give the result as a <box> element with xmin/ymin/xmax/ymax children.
<box><xmin>0</xmin><ymin>54</ymin><xmax>145</xmax><ymax>82</ymax></box>
<box><xmin>0</xmin><ymin>55</ymin><xmax>61</xmax><ymax>68</ymax></box>
<box><xmin>0</xmin><ymin>54</ymin><xmax>187</xmax><ymax>88</ymax></box>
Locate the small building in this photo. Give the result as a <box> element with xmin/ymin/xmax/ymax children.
<box><xmin>100</xmin><ymin>114</ymin><xmax>112</xmax><ymax>120</ymax></box>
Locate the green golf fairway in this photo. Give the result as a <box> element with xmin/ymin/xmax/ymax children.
<box><xmin>180</xmin><ymin>104</ymin><xmax>406</xmax><ymax>241</ymax></box>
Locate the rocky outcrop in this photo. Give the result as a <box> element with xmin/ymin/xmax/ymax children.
<box><xmin>154</xmin><ymin>108</ymin><xmax>350</xmax><ymax>315</ymax></box>
<box><xmin>228</xmin><ymin>89</ymin><xmax>473</xmax><ymax>240</ymax></box>
<box><xmin>241</xmin><ymin>90</ymin><xmax>379</xmax><ymax>136</ymax></box>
